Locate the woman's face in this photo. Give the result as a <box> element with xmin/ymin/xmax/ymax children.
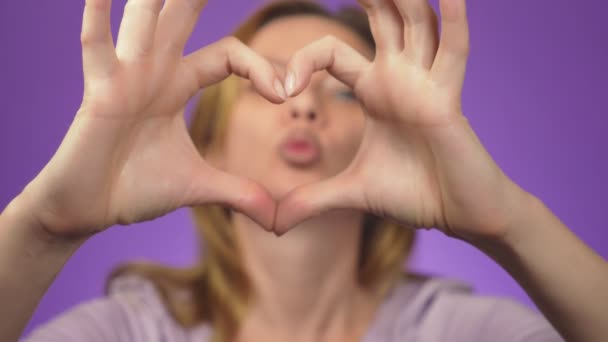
<box><xmin>215</xmin><ymin>15</ymin><xmax>373</xmax><ymax>200</ymax></box>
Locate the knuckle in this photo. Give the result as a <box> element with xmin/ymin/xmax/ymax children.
<box><xmin>182</xmin><ymin>0</ymin><xmax>209</xmax><ymax>13</ymax></box>
<box><xmin>321</xmin><ymin>35</ymin><xmax>341</xmax><ymax>54</ymax></box>
<box><xmin>321</xmin><ymin>35</ymin><xmax>340</xmax><ymax>57</ymax></box>
<box><xmin>124</xmin><ymin>0</ymin><xmax>162</xmax><ymax>16</ymax></box>
<box><xmin>80</xmin><ymin>32</ymin><xmax>98</xmax><ymax>47</ymax></box>
<box><xmin>322</xmin><ymin>35</ymin><xmax>338</xmax><ymax>46</ymax></box>
<box><xmin>463</xmin><ymin>44</ymin><xmax>470</xmax><ymax>56</ymax></box>
<box><xmin>446</xmin><ymin>36</ymin><xmax>469</xmax><ymax>56</ymax></box>
<box><xmin>85</xmin><ymin>0</ymin><xmax>110</xmax><ymax>11</ymax></box>
<box><xmin>220</xmin><ymin>36</ymin><xmax>242</xmax><ymax>52</ymax></box>
<box><xmin>456</xmin><ymin>40</ymin><xmax>470</xmax><ymax>55</ymax></box>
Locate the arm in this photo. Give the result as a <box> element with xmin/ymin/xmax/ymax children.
<box><xmin>270</xmin><ymin>0</ymin><xmax>607</xmax><ymax>340</ymax></box>
<box><xmin>473</xmin><ymin>192</ymin><xmax>608</xmax><ymax>342</ymax></box>
<box><xmin>0</xmin><ymin>195</ymin><xmax>86</xmax><ymax>341</ymax></box>
<box><xmin>0</xmin><ymin>0</ymin><xmax>285</xmax><ymax>339</ymax></box>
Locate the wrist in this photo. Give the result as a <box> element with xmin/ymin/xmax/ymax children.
<box><xmin>469</xmin><ymin>189</ymin><xmax>546</xmax><ymax>268</ymax></box>
<box><xmin>2</xmin><ymin>192</ymin><xmax>89</xmax><ymax>247</ymax></box>
<box><xmin>467</xmin><ymin>185</ymin><xmax>539</xmax><ymax>252</ymax></box>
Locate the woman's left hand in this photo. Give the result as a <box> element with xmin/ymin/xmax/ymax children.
<box><xmin>274</xmin><ymin>0</ymin><xmax>532</xmax><ymax>242</ymax></box>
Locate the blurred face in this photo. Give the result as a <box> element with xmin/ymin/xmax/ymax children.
<box><xmin>218</xmin><ymin>15</ymin><xmax>373</xmax><ymax>199</ymax></box>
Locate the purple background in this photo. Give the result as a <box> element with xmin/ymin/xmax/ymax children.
<box><xmin>1</xmin><ymin>0</ymin><xmax>606</xmax><ymax>337</ymax></box>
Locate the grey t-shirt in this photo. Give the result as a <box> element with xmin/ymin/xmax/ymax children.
<box><xmin>24</xmin><ymin>274</ymin><xmax>563</xmax><ymax>341</ymax></box>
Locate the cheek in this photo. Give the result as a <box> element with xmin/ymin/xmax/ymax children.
<box><xmin>325</xmin><ymin>112</ymin><xmax>366</xmax><ymax>168</ymax></box>
<box><xmin>223</xmin><ymin>101</ymin><xmax>276</xmax><ymax>176</ymax></box>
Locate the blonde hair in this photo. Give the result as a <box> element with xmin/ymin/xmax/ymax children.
<box><xmin>106</xmin><ymin>2</ymin><xmax>416</xmax><ymax>341</ymax></box>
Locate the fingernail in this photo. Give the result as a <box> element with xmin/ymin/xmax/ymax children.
<box><xmin>284</xmin><ymin>71</ymin><xmax>295</xmax><ymax>97</ymax></box>
<box><xmin>274</xmin><ymin>79</ymin><xmax>286</xmax><ymax>100</ymax></box>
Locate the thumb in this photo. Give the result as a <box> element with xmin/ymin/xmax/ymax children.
<box><xmin>185</xmin><ymin>164</ymin><xmax>277</xmax><ymax>232</ymax></box>
<box><xmin>274</xmin><ymin>172</ymin><xmax>362</xmax><ymax>236</ymax></box>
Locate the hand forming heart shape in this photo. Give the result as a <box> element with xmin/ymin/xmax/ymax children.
<box><xmin>272</xmin><ymin>0</ymin><xmax>530</xmax><ymax>242</ymax></box>
<box><xmin>24</xmin><ymin>0</ymin><xmax>530</xmax><ymax>246</ymax></box>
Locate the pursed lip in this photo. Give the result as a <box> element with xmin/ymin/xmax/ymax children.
<box><xmin>278</xmin><ymin>129</ymin><xmax>321</xmax><ymax>167</ymax></box>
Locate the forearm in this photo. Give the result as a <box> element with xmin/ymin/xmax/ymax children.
<box><xmin>0</xmin><ymin>195</ymin><xmax>86</xmax><ymax>341</ymax></box>
<box><xmin>474</xmin><ymin>192</ymin><xmax>608</xmax><ymax>342</ymax></box>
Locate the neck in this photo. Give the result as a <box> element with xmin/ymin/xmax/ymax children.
<box><xmin>233</xmin><ymin>210</ymin><xmax>378</xmax><ymax>341</ymax></box>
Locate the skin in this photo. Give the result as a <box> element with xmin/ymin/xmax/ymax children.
<box><xmin>208</xmin><ymin>16</ymin><xmax>381</xmax><ymax>341</ymax></box>
<box><xmin>0</xmin><ymin>0</ymin><xmax>607</xmax><ymax>341</ymax></box>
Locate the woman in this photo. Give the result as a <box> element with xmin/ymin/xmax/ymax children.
<box><xmin>1</xmin><ymin>0</ymin><xmax>606</xmax><ymax>341</ymax></box>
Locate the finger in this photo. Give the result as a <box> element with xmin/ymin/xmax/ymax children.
<box><xmin>431</xmin><ymin>0</ymin><xmax>470</xmax><ymax>88</ymax></box>
<box><xmin>115</xmin><ymin>0</ymin><xmax>164</xmax><ymax>60</ymax></box>
<box><xmin>357</xmin><ymin>0</ymin><xmax>404</xmax><ymax>53</ymax></box>
<box><xmin>187</xmin><ymin>164</ymin><xmax>277</xmax><ymax>232</ymax></box>
<box><xmin>274</xmin><ymin>173</ymin><xmax>362</xmax><ymax>236</ymax></box>
<box><xmin>81</xmin><ymin>0</ymin><xmax>118</xmax><ymax>77</ymax></box>
<box><xmin>156</xmin><ymin>0</ymin><xmax>209</xmax><ymax>55</ymax></box>
<box><xmin>183</xmin><ymin>37</ymin><xmax>286</xmax><ymax>103</ymax></box>
<box><xmin>284</xmin><ymin>36</ymin><xmax>370</xmax><ymax>97</ymax></box>
<box><xmin>392</xmin><ymin>0</ymin><xmax>439</xmax><ymax>68</ymax></box>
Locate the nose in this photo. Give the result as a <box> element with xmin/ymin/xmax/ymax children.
<box><xmin>280</xmin><ymin>90</ymin><xmax>327</xmax><ymax>128</ymax></box>
<box><xmin>290</xmin><ymin>108</ymin><xmax>318</xmax><ymax>122</ymax></box>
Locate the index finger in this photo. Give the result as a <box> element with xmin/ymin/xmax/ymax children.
<box><xmin>283</xmin><ymin>36</ymin><xmax>370</xmax><ymax>97</ymax></box>
<box><xmin>183</xmin><ymin>36</ymin><xmax>287</xmax><ymax>103</ymax></box>
<box><xmin>81</xmin><ymin>0</ymin><xmax>118</xmax><ymax>78</ymax></box>
<box><xmin>155</xmin><ymin>0</ymin><xmax>210</xmax><ymax>55</ymax></box>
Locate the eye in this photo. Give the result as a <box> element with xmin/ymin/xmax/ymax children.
<box><xmin>334</xmin><ymin>89</ymin><xmax>357</xmax><ymax>101</ymax></box>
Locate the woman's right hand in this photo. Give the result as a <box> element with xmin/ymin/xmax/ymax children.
<box><xmin>17</xmin><ymin>0</ymin><xmax>284</xmax><ymax>239</ymax></box>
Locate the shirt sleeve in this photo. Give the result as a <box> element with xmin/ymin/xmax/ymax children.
<box><xmin>22</xmin><ymin>275</ymin><xmax>186</xmax><ymax>342</ymax></box>
<box><xmin>418</xmin><ymin>291</ymin><xmax>564</xmax><ymax>342</ymax></box>
<box><xmin>22</xmin><ymin>296</ymin><xmax>135</xmax><ymax>342</ymax></box>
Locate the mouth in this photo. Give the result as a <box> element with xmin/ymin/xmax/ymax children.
<box><xmin>278</xmin><ymin>129</ymin><xmax>321</xmax><ymax>168</ymax></box>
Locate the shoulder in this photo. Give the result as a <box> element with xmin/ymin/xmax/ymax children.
<box><xmin>24</xmin><ymin>274</ymin><xmax>211</xmax><ymax>342</ymax></box>
<box><xmin>364</xmin><ymin>273</ymin><xmax>563</xmax><ymax>342</ymax></box>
